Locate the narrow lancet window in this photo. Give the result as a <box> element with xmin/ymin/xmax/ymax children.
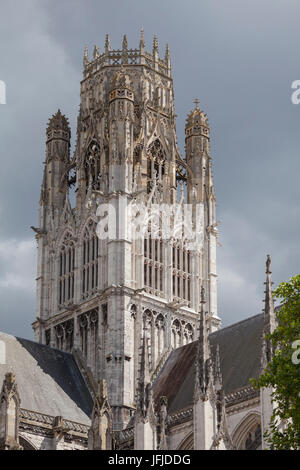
<box><xmin>58</xmin><ymin>232</ymin><xmax>75</xmax><ymax>307</ymax></box>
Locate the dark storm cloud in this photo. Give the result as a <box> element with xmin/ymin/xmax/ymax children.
<box><xmin>0</xmin><ymin>0</ymin><xmax>299</xmax><ymax>338</ymax></box>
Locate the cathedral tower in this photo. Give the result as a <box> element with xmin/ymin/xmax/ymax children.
<box><xmin>185</xmin><ymin>101</ymin><xmax>218</xmax><ymax>324</ymax></box>
<box><xmin>33</xmin><ymin>32</ymin><xmax>220</xmax><ymax>430</ymax></box>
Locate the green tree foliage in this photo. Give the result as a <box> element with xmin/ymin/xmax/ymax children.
<box><xmin>252</xmin><ymin>274</ymin><xmax>300</xmax><ymax>449</ymax></box>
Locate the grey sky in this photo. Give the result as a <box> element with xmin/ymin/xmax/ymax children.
<box><xmin>0</xmin><ymin>0</ymin><xmax>299</xmax><ymax>339</ymax></box>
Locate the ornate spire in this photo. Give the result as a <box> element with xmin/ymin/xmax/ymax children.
<box><xmin>84</xmin><ymin>33</ymin><xmax>171</xmax><ymax>77</ymax></box>
<box><xmin>199</xmin><ymin>286</ymin><xmax>209</xmax><ymax>360</ymax></box>
<box><xmin>83</xmin><ymin>45</ymin><xmax>89</xmax><ymax>67</ymax></box>
<box><xmin>122</xmin><ymin>34</ymin><xmax>128</xmax><ymax>51</ymax></box>
<box><xmin>264</xmin><ymin>254</ymin><xmax>276</xmax><ymax>335</ymax></box>
<box><xmin>139</xmin><ymin>29</ymin><xmax>146</xmax><ymax>65</ymax></box>
<box><xmin>185</xmin><ymin>99</ymin><xmax>209</xmax><ymax>131</ymax></box>
<box><xmin>88</xmin><ymin>379</ymin><xmax>113</xmax><ymax>450</ymax></box>
<box><xmin>165</xmin><ymin>43</ymin><xmax>171</xmax><ymax>76</ymax></box>
<box><xmin>213</xmin><ymin>385</ymin><xmax>234</xmax><ymax>449</ymax></box>
<box><xmin>213</xmin><ymin>344</ymin><xmax>227</xmax><ymax>438</ymax></box>
<box><xmin>194</xmin><ymin>287</ymin><xmax>211</xmax><ymax>399</ymax></box>
<box><xmin>193</xmin><ymin>288</ymin><xmax>226</xmax><ymax>449</ymax></box>
<box><xmin>47</xmin><ymin>109</ymin><xmax>70</xmax><ymax>134</ymax></box>
<box><xmin>93</xmin><ymin>45</ymin><xmax>99</xmax><ymax>59</ymax></box>
<box><xmin>139</xmin><ymin>330</ymin><xmax>151</xmax><ymax>386</ymax></box>
<box><xmin>136</xmin><ymin>330</ymin><xmax>152</xmax><ymax>419</ymax></box>
<box><xmin>122</xmin><ymin>34</ymin><xmax>128</xmax><ymax>64</ymax></box>
<box><xmin>134</xmin><ymin>331</ymin><xmax>158</xmax><ymax>448</ymax></box>
<box><xmin>153</xmin><ymin>35</ymin><xmax>158</xmax><ymax>55</ymax></box>
<box><xmin>262</xmin><ymin>255</ymin><xmax>276</xmax><ymax>367</ymax></box>
<box><xmin>165</xmin><ymin>43</ymin><xmax>170</xmax><ymax>62</ymax></box>
<box><xmin>105</xmin><ymin>34</ymin><xmax>111</xmax><ymax>53</ymax></box>
<box><xmin>140</xmin><ymin>28</ymin><xmax>145</xmax><ymax>50</ymax></box>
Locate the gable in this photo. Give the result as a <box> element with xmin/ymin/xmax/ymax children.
<box><xmin>0</xmin><ymin>332</ymin><xmax>93</xmax><ymax>425</ymax></box>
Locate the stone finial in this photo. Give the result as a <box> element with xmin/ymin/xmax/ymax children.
<box><xmin>136</xmin><ymin>330</ymin><xmax>153</xmax><ymax>419</ymax></box>
<box><xmin>165</xmin><ymin>43</ymin><xmax>171</xmax><ymax>76</ymax></box>
<box><xmin>198</xmin><ymin>286</ymin><xmax>209</xmax><ymax>362</ymax></box>
<box><xmin>264</xmin><ymin>254</ymin><xmax>276</xmax><ymax>335</ymax></box>
<box><xmin>83</xmin><ymin>45</ymin><xmax>89</xmax><ymax>67</ymax></box>
<box><xmin>122</xmin><ymin>34</ymin><xmax>128</xmax><ymax>51</ymax></box>
<box><xmin>262</xmin><ymin>255</ymin><xmax>276</xmax><ymax>367</ymax></box>
<box><xmin>165</xmin><ymin>43</ymin><xmax>170</xmax><ymax>61</ymax></box>
<box><xmin>194</xmin><ymin>287</ymin><xmax>212</xmax><ymax>399</ymax></box>
<box><xmin>185</xmin><ymin>100</ymin><xmax>209</xmax><ymax>131</ymax></box>
<box><xmin>93</xmin><ymin>45</ymin><xmax>99</xmax><ymax>59</ymax></box>
<box><xmin>153</xmin><ymin>35</ymin><xmax>158</xmax><ymax>55</ymax></box>
<box><xmin>122</xmin><ymin>34</ymin><xmax>128</xmax><ymax>64</ymax></box>
<box><xmin>105</xmin><ymin>34</ymin><xmax>111</xmax><ymax>52</ymax></box>
<box><xmin>140</xmin><ymin>28</ymin><xmax>145</xmax><ymax>50</ymax></box>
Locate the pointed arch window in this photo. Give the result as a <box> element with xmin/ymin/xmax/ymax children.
<box><xmin>144</xmin><ymin>230</ymin><xmax>164</xmax><ymax>298</ymax></box>
<box><xmin>233</xmin><ymin>414</ymin><xmax>262</xmax><ymax>450</ymax></box>
<box><xmin>245</xmin><ymin>424</ymin><xmax>262</xmax><ymax>450</ymax></box>
<box><xmin>54</xmin><ymin>319</ymin><xmax>74</xmax><ymax>352</ymax></box>
<box><xmin>172</xmin><ymin>241</ymin><xmax>191</xmax><ymax>306</ymax></box>
<box><xmin>171</xmin><ymin>319</ymin><xmax>182</xmax><ymax>349</ymax></box>
<box><xmin>154</xmin><ymin>313</ymin><xmax>165</xmax><ymax>359</ymax></box>
<box><xmin>82</xmin><ymin>220</ymin><xmax>99</xmax><ymax>299</ymax></box>
<box><xmin>58</xmin><ymin>232</ymin><xmax>75</xmax><ymax>307</ymax></box>
<box><xmin>78</xmin><ymin>309</ymin><xmax>99</xmax><ymax>375</ymax></box>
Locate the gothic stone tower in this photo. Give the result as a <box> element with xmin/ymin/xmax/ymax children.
<box><xmin>32</xmin><ymin>32</ymin><xmax>220</xmax><ymax>430</ymax></box>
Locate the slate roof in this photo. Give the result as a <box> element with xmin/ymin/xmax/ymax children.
<box><xmin>0</xmin><ymin>313</ymin><xmax>264</xmax><ymax>423</ymax></box>
<box><xmin>152</xmin><ymin>313</ymin><xmax>264</xmax><ymax>414</ymax></box>
<box><xmin>0</xmin><ymin>332</ymin><xmax>93</xmax><ymax>425</ymax></box>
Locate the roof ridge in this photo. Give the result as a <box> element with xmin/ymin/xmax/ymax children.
<box><xmin>210</xmin><ymin>313</ymin><xmax>263</xmax><ymax>338</ymax></box>
<box><xmin>0</xmin><ymin>331</ymin><xmax>74</xmax><ymax>357</ymax></box>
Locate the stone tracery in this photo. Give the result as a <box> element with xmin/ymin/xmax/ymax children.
<box><xmin>58</xmin><ymin>232</ymin><xmax>75</xmax><ymax>308</ymax></box>
<box><xmin>82</xmin><ymin>219</ymin><xmax>99</xmax><ymax>299</ymax></box>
